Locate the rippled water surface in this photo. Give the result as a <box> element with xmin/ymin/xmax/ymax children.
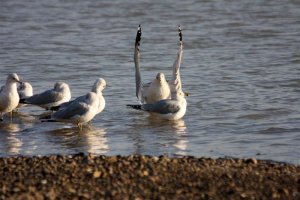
<box><xmin>0</xmin><ymin>0</ymin><xmax>299</xmax><ymax>164</ymax></box>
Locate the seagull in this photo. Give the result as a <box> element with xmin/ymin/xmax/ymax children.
<box><xmin>50</xmin><ymin>78</ymin><xmax>106</xmax><ymax>115</ymax></box>
<box><xmin>91</xmin><ymin>78</ymin><xmax>106</xmax><ymax>115</ymax></box>
<box><xmin>127</xmin><ymin>88</ymin><xmax>187</xmax><ymax>121</ymax></box>
<box><xmin>134</xmin><ymin>25</ymin><xmax>185</xmax><ymax>104</ymax></box>
<box><xmin>20</xmin><ymin>81</ymin><xmax>71</xmax><ymax>110</ymax></box>
<box><xmin>42</xmin><ymin>92</ymin><xmax>100</xmax><ymax>129</ymax></box>
<box><xmin>16</xmin><ymin>82</ymin><xmax>33</xmax><ymax>109</ymax></box>
<box><xmin>0</xmin><ymin>73</ymin><xmax>22</xmax><ymax>121</ymax></box>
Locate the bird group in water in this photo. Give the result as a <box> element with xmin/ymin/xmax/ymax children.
<box><xmin>0</xmin><ymin>25</ymin><xmax>187</xmax><ymax>129</ymax></box>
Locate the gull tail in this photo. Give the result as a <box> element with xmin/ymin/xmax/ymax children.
<box><xmin>126</xmin><ymin>104</ymin><xmax>142</xmax><ymax>110</ymax></box>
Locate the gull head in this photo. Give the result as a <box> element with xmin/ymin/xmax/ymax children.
<box><xmin>54</xmin><ymin>82</ymin><xmax>70</xmax><ymax>91</ymax></box>
<box><xmin>92</xmin><ymin>78</ymin><xmax>106</xmax><ymax>94</ymax></box>
<box><xmin>18</xmin><ymin>82</ymin><xmax>33</xmax><ymax>97</ymax></box>
<box><xmin>7</xmin><ymin>73</ymin><xmax>21</xmax><ymax>84</ymax></box>
<box><xmin>18</xmin><ymin>82</ymin><xmax>33</xmax><ymax>92</ymax></box>
<box><xmin>171</xmin><ymin>89</ymin><xmax>185</xmax><ymax>100</ymax></box>
<box><xmin>155</xmin><ymin>73</ymin><xmax>166</xmax><ymax>83</ymax></box>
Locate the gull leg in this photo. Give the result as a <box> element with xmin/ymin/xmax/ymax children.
<box><xmin>77</xmin><ymin>123</ymin><xmax>83</xmax><ymax>130</ymax></box>
<box><xmin>10</xmin><ymin>111</ymin><xmax>13</xmax><ymax>121</ymax></box>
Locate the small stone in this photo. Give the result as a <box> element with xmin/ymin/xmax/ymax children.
<box><xmin>93</xmin><ymin>171</ymin><xmax>101</xmax><ymax>178</ymax></box>
<box><xmin>241</xmin><ymin>193</ymin><xmax>247</xmax><ymax>198</ymax></box>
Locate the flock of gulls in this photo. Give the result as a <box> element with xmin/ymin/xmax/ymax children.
<box><xmin>0</xmin><ymin>25</ymin><xmax>187</xmax><ymax>129</ymax></box>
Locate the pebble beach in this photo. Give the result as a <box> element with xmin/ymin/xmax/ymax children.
<box><xmin>0</xmin><ymin>154</ymin><xmax>299</xmax><ymax>199</ymax></box>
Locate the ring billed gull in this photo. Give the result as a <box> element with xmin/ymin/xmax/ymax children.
<box><xmin>127</xmin><ymin>88</ymin><xmax>187</xmax><ymax>120</ymax></box>
<box><xmin>20</xmin><ymin>81</ymin><xmax>71</xmax><ymax>110</ymax></box>
<box><xmin>16</xmin><ymin>82</ymin><xmax>33</xmax><ymax>109</ymax></box>
<box><xmin>91</xmin><ymin>78</ymin><xmax>106</xmax><ymax>114</ymax></box>
<box><xmin>42</xmin><ymin>92</ymin><xmax>100</xmax><ymax>129</ymax></box>
<box><xmin>51</xmin><ymin>78</ymin><xmax>106</xmax><ymax>115</ymax></box>
<box><xmin>134</xmin><ymin>25</ymin><xmax>185</xmax><ymax>104</ymax></box>
<box><xmin>0</xmin><ymin>73</ymin><xmax>22</xmax><ymax>120</ymax></box>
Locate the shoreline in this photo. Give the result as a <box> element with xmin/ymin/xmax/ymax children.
<box><xmin>1</xmin><ymin>154</ymin><xmax>299</xmax><ymax>199</ymax></box>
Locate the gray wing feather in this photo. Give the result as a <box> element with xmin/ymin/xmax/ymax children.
<box><xmin>25</xmin><ymin>89</ymin><xmax>61</xmax><ymax>105</ymax></box>
<box><xmin>53</xmin><ymin>101</ymin><xmax>88</xmax><ymax>119</ymax></box>
<box><xmin>142</xmin><ymin>100</ymin><xmax>180</xmax><ymax>114</ymax></box>
<box><xmin>59</xmin><ymin>95</ymin><xmax>85</xmax><ymax>109</ymax></box>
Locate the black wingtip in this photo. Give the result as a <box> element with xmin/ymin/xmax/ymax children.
<box><xmin>41</xmin><ymin>119</ymin><xmax>57</xmax><ymax>123</ymax></box>
<box><xmin>49</xmin><ymin>105</ymin><xmax>60</xmax><ymax>111</ymax></box>
<box><xmin>19</xmin><ymin>98</ymin><xmax>26</xmax><ymax>104</ymax></box>
<box><xmin>135</xmin><ymin>25</ymin><xmax>142</xmax><ymax>47</ymax></box>
<box><xmin>178</xmin><ymin>25</ymin><xmax>182</xmax><ymax>42</ymax></box>
<box><xmin>126</xmin><ymin>104</ymin><xmax>142</xmax><ymax>110</ymax></box>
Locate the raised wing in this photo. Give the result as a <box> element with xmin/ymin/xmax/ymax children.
<box><xmin>170</xmin><ymin>25</ymin><xmax>183</xmax><ymax>91</ymax></box>
<box><xmin>134</xmin><ymin>25</ymin><xmax>143</xmax><ymax>103</ymax></box>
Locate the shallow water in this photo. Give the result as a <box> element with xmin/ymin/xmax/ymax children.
<box><xmin>0</xmin><ymin>0</ymin><xmax>299</xmax><ymax>164</ymax></box>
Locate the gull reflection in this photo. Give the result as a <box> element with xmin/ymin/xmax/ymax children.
<box><xmin>7</xmin><ymin>132</ymin><xmax>23</xmax><ymax>154</ymax></box>
<box><xmin>45</xmin><ymin>126</ymin><xmax>108</xmax><ymax>154</ymax></box>
<box><xmin>170</xmin><ymin>119</ymin><xmax>188</xmax><ymax>156</ymax></box>
<box><xmin>0</xmin><ymin>122</ymin><xmax>21</xmax><ymax>133</ymax></box>
<box><xmin>141</xmin><ymin>117</ymin><xmax>188</xmax><ymax>156</ymax></box>
<box><xmin>0</xmin><ymin>122</ymin><xmax>23</xmax><ymax>154</ymax></box>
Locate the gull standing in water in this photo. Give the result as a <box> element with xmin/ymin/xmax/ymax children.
<box><xmin>0</xmin><ymin>73</ymin><xmax>22</xmax><ymax>121</ymax></box>
<box><xmin>42</xmin><ymin>92</ymin><xmax>100</xmax><ymax>129</ymax></box>
<box><xmin>50</xmin><ymin>78</ymin><xmax>106</xmax><ymax>116</ymax></box>
<box><xmin>16</xmin><ymin>82</ymin><xmax>33</xmax><ymax>109</ymax></box>
<box><xmin>20</xmin><ymin>81</ymin><xmax>71</xmax><ymax>110</ymax></box>
<box><xmin>134</xmin><ymin>25</ymin><xmax>184</xmax><ymax>104</ymax></box>
<box><xmin>127</xmin><ymin>84</ymin><xmax>187</xmax><ymax>120</ymax></box>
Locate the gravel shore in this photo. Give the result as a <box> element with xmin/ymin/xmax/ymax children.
<box><xmin>0</xmin><ymin>154</ymin><xmax>299</xmax><ymax>200</ymax></box>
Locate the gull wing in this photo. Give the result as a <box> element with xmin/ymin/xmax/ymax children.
<box><xmin>134</xmin><ymin>25</ymin><xmax>143</xmax><ymax>103</ymax></box>
<box><xmin>142</xmin><ymin>99</ymin><xmax>180</xmax><ymax>114</ymax></box>
<box><xmin>25</xmin><ymin>89</ymin><xmax>62</xmax><ymax>105</ymax></box>
<box><xmin>52</xmin><ymin>101</ymin><xmax>89</xmax><ymax>120</ymax></box>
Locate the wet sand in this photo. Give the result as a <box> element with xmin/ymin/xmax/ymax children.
<box><xmin>0</xmin><ymin>154</ymin><xmax>299</xmax><ymax>200</ymax></box>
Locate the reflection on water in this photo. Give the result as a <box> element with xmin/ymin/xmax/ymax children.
<box><xmin>170</xmin><ymin>119</ymin><xmax>188</xmax><ymax>156</ymax></box>
<box><xmin>0</xmin><ymin>123</ymin><xmax>23</xmax><ymax>155</ymax></box>
<box><xmin>7</xmin><ymin>132</ymin><xmax>23</xmax><ymax>154</ymax></box>
<box><xmin>127</xmin><ymin>116</ymin><xmax>188</xmax><ymax>156</ymax></box>
<box><xmin>0</xmin><ymin>122</ymin><xmax>21</xmax><ymax>133</ymax></box>
<box><xmin>44</xmin><ymin>126</ymin><xmax>108</xmax><ymax>155</ymax></box>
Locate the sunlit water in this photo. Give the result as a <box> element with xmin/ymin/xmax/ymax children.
<box><xmin>0</xmin><ymin>0</ymin><xmax>299</xmax><ymax>164</ymax></box>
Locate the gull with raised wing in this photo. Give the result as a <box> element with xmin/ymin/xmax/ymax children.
<box><xmin>42</xmin><ymin>92</ymin><xmax>100</xmax><ymax>129</ymax></box>
<box><xmin>0</xmin><ymin>73</ymin><xmax>22</xmax><ymax>121</ymax></box>
<box><xmin>20</xmin><ymin>81</ymin><xmax>71</xmax><ymax>110</ymax></box>
<box><xmin>134</xmin><ymin>25</ymin><xmax>185</xmax><ymax>104</ymax></box>
<box><xmin>127</xmin><ymin>87</ymin><xmax>187</xmax><ymax>121</ymax></box>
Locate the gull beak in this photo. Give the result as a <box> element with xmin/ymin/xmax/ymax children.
<box><xmin>184</xmin><ymin>92</ymin><xmax>189</xmax><ymax>97</ymax></box>
<box><xmin>17</xmin><ymin>80</ymin><xmax>23</xmax><ymax>84</ymax></box>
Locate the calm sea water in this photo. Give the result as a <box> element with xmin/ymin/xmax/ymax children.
<box><xmin>0</xmin><ymin>0</ymin><xmax>299</xmax><ymax>164</ymax></box>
